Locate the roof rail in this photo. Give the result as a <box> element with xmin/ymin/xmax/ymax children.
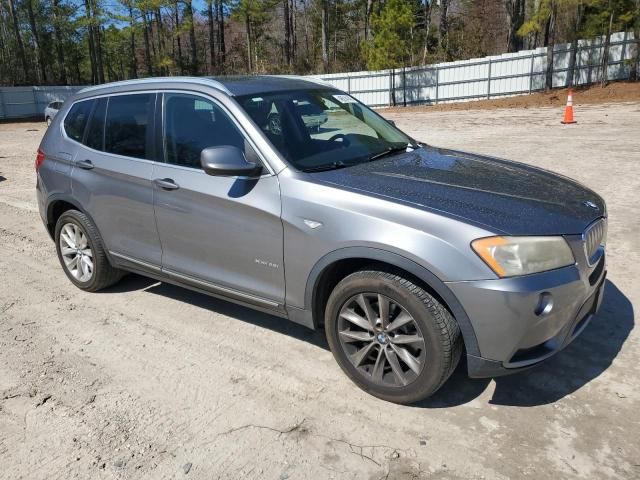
<box><xmin>78</xmin><ymin>76</ymin><xmax>232</xmax><ymax>95</ymax></box>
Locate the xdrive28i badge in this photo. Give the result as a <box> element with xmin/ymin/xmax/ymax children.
<box><xmin>583</xmin><ymin>200</ymin><xmax>599</xmax><ymax>209</ymax></box>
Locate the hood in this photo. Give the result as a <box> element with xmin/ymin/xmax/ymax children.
<box><xmin>310</xmin><ymin>146</ymin><xmax>605</xmax><ymax>235</ymax></box>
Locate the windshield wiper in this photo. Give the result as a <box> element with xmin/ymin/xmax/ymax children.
<box><xmin>302</xmin><ymin>161</ymin><xmax>350</xmax><ymax>173</ymax></box>
<box><xmin>368</xmin><ymin>144</ymin><xmax>415</xmax><ymax>162</ymax></box>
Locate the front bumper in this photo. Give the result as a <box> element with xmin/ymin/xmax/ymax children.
<box><xmin>447</xmin><ymin>244</ymin><xmax>606</xmax><ymax>378</ymax></box>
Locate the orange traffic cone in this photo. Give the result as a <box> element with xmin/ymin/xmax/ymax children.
<box><xmin>561</xmin><ymin>89</ymin><xmax>577</xmax><ymax>124</ymax></box>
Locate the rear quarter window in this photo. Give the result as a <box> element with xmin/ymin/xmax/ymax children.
<box><xmin>63</xmin><ymin>99</ymin><xmax>95</xmax><ymax>142</ymax></box>
<box><xmin>84</xmin><ymin>98</ymin><xmax>107</xmax><ymax>151</ymax></box>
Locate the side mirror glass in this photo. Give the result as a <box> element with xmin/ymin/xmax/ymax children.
<box><xmin>200</xmin><ymin>146</ymin><xmax>263</xmax><ymax>177</ymax></box>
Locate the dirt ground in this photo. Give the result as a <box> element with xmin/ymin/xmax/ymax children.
<box><xmin>1</xmin><ymin>102</ymin><xmax>639</xmax><ymax>480</ymax></box>
<box><xmin>387</xmin><ymin>81</ymin><xmax>640</xmax><ymax>113</ymax></box>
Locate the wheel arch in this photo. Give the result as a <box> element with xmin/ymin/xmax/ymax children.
<box><xmin>305</xmin><ymin>247</ymin><xmax>480</xmax><ymax>357</ymax></box>
<box><xmin>45</xmin><ymin>196</ymin><xmax>114</xmax><ymax>265</ymax></box>
<box><xmin>46</xmin><ymin>195</ymin><xmax>84</xmax><ymax>236</ymax></box>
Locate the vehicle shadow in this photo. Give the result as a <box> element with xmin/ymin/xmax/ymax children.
<box><xmin>104</xmin><ymin>276</ymin><xmax>633</xmax><ymax>408</ymax></box>
<box><xmin>417</xmin><ymin>280</ymin><xmax>634</xmax><ymax>408</ymax></box>
<box><xmin>102</xmin><ymin>274</ymin><xmax>330</xmax><ymax>351</ymax></box>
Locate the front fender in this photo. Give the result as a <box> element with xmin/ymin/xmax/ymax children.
<box><xmin>303</xmin><ymin>246</ymin><xmax>481</xmax><ymax>357</ymax></box>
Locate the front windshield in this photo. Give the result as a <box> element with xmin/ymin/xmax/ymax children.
<box><xmin>236</xmin><ymin>89</ymin><xmax>416</xmax><ymax>172</ymax></box>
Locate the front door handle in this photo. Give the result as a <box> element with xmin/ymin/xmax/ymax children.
<box><xmin>76</xmin><ymin>159</ymin><xmax>94</xmax><ymax>170</ymax></box>
<box><xmin>154</xmin><ymin>178</ymin><xmax>179</xmax><ymax>190</ymax></box>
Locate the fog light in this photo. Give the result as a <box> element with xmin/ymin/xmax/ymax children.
<box><xmin>535</xmin><ymin>292</ymin><xmax>554</xmax><ymax>316</ymax></box>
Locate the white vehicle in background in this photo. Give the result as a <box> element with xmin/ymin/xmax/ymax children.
<box><xmin>44</xmin><ymin>101</ymin><xmax>63</xmax><ymax>126</ymax></box>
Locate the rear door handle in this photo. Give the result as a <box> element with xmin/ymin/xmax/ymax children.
<box><xmin>154</xmin><ymin>178</ymin><xmax>180</xmax><ymax>190</ymax></box>
<box><xmin>76</xmin><ymin>159</ymin><xmax>94</xmax><ymax>170</ymax></box>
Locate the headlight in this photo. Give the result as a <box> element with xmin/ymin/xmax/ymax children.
<box><xmin>471</xmin><ymin>236</ymin><xmax>575</xmax><ymax>277</ymax></box>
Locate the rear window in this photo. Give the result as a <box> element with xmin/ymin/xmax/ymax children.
<box><xmin>104</xmin><ymin>94</ymin><xmax>154</xmax><ymax>160</ymax></box>
<box><xmin>63</xmin><ymin>99</ymin><xmax>95</xmax><ymax>142</ymax></box>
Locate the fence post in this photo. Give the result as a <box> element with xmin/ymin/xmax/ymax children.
<box><xmin>434</xmin><ymin>67</ymin><xmax>439</xmax><ymax>105</ymax></box>
<box><xmin>32</xmin><ymin>87</ymin><xmax>39</xmax><ymax>118</ymax></box>
<box><xmin>402</xmin><ymin>66</ymin><xmax>407</xmax><ymax>107</ymax></box>
<box><xmin>0</xmin><ymin>89</ymin><xmax>6</xmax><ymax>120</ymax></box>
<box><xmin>487</xmin><ymin>58</ymin><xmax>492</xmax><ymax>100</ymax></box>
<box><xmin>529</xmin><ymin>52</ymin><xmax>535</xmax><ymax>94</ymax></box>
<box><xmin>390</xmin><ymin>69</ymin><xmax>397</xmax><ymax>107</ymax></box>
<box><xmin>621</xmin><ymin>31</ymin><xmax>628</xmax><ymax>79</ymax></box>
<box><xmin>347</xmin><ymin>75</ymin><xmax>351</xmax><ymax>94</ymax></box>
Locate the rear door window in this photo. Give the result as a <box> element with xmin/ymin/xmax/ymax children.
<box><xmin>104</xmin><ymin>94</ymin><xmax>155</xmax><ymax>160</ymax></box>
<box><xmin>64</xmin><ymin>99</ymin><xmax>95</xmax><ymax>142</ymax></box>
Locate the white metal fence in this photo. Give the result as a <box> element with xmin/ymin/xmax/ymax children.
<box><xmin>314</xmin><ymin>31</ymin><xmax>638</xmax><ymax>107</ymax></box>
<box><xmin>0</xmin><ymin>86</ymin><xmax>83</xmax><ymax>120</ymax></box>
<box><xmin>0</xmin><ymin>31</ymin><xmax>637</xmax><ymax>120</ymax></box>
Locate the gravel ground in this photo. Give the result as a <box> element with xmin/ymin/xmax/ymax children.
<box><xmin>1</xmin><ymin>102</ymin><xmax>639</xmax><ymax>480</ymax></box>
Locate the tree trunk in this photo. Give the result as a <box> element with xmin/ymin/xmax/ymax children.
<box><xmin>364</xmin><ymin>0</ymin><xmax>374</xmax><ymax>41</ymax></box>
<box><xmin>600</xmin><ymin>8</ymin><xmax>614</xmax><ymax>87</ymax></box>
<box><xmin>566</xmin><ymin>5</ymin><xmax>585</xmax><ymax>88</ymax></box>
<box><xmin>26</xmin><ymin>0</ymin><xmax>47</xmax><ymax>83</ymax></box>
<box><xmin>155</xmin><ymin>8</ymin><xmax>166</xmax><ymax>75</ymax></box>
<box><xmin>422</xmin><ymin>0</ymin><xmax>433</xmax><ymax>64</ymax></box>
<box><xmin>52</xmin><ymin>0</ymin><xmax>68</xmax><ymax>84</ymax></box>
<box><xmin>544</xmin><ymin>2</ymin><xmax>556</xmax><ymax>92</ymax></box>
<box><xmin>632</xmin><ymin>21</ymin><xmax>640</xmax><ymax>81</ymax></box>
<box><xmin>0</xmin><ymin>4</ymin><xmax>13</xmax><ymax>84</ymax></box>
<box><xmin>207</xmin><ymin>0</ymin><xmax>216</xmax><ymax>73</ymax></box>
<box><xmin>83</xmin><ymin>0</ymin><xmax>97</xmax><ymax>83</ymax></box>
<box><xmin>174</xmin><ymin>3</ymin><xmax>183</xmax><ymax>74</ymax></box>
<box><xmin>217</xmin><ymin>0</ymin><xmax>226</xmax><ymax>68</ymax></box>
<box><xmin>185</xmin><ymin>0</ymin><xmax>198</xmax><ymax>75</ymax></box>
<box><xmin>291</xmin><ymin>0</ymin><xmax>296</xmax><ymax>63</ymax></box>
<box><xmin>128</xmin><ymin>4</ymin><xmax>137</xmax><ymax>78</ymax></box>
<box><xmin>284</xmin><ymin>0</ymin><xmax>291</xmax><ymax>66</ymax></box>
<box><xmin>142</xmin><ymin>10</ymin><xmax>153</xmax><ymax>76</ymax></box>
<box><xmin>505</xmin><ymin>0</ymin><xmax>525</xmax><ymax>53</ymax></box>
<box><xmin>7</xmin><ymin>0</ymin><xmax>30</xmax><ymax>83</ymax></box>
<box><xmin>439</xmin><ymin>0</ymin><xmax>449</xmax><ymax>55</ymax></box>
<box><xmin>245</xmin><ymin>15</ymin><xmax>253</xmax><ymax>72</ymax></box>
<box><xmin>91</xmin><ymin>0</ymin><xmax>105</xmax><ymax>83</ymax></box>
<box><xmin>321</xmin><ymin>0</ymin><xmax>329</xmax><ymax>72</ymax></box>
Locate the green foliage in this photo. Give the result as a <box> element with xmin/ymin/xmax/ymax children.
<box><xmin>364</xmin><ymin>0</ymin><xmax>416</xmax><ymax>69</ymax></box>
<box><xmin>0</xmin><ymin>0</ymin><xmax>638</xmax><ymax>85</ymax></box>
<box><xmin>581</xmin><ymin>0</ymin><xmax>638</xmax><ymax>36</ymax></box>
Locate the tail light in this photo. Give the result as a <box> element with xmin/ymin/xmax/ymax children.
<box><xmin>35</xmin><ymin>149</ymin><xmax>45</xmax><ymax>172</ymax></box>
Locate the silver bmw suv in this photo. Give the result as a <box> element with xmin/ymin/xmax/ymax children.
<box><xmin>36</xmin><ymin>76</ymin><xmax>607</xmax><ymax>404</ymax></box>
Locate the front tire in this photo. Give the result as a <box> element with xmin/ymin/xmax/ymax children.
<box><xmin>325</xmin><ymin>269</ymin><xmax>462</xmax><ymax>404</ymax></box>
<box><xmin>55</xmin><ymin>210</ymin><xmax>124</xmax><ymax>292</ymax></box>
<box><xmin>46</xmin><ymin>117</ymin><xmax>52</xmax><ymax>127</ymax></box>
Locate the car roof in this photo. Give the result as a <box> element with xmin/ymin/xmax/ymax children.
<box><xmin>78</xmin><ymin>75</ymin><xmax>333</xmax><ymax>97</ymax></box>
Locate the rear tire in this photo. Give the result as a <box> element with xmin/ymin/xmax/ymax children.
<box><xmin>325</xmin><ymin>269</ymin><xmax>462</xmax><ymax>404</ymax></box>
<box><xmin>55</xmin><ymin>210</ymin><xmax>124</xmax><ymax>292</ymax></box>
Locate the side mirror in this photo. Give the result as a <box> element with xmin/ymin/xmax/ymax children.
<box><xmin>200</xmin><ymin>146</ymin><xmax>263</xmax><ymax>177</ymax></box>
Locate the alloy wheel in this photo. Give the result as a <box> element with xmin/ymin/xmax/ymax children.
<box><xmin>337</xmin><ymin>293</ymin><xmax>426</xmax><ymax>387</ymax></box>
<box><xmin>59</xmin><ymin>222</ymin><xmax>94</xmax><ymax>282</ymax></box>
